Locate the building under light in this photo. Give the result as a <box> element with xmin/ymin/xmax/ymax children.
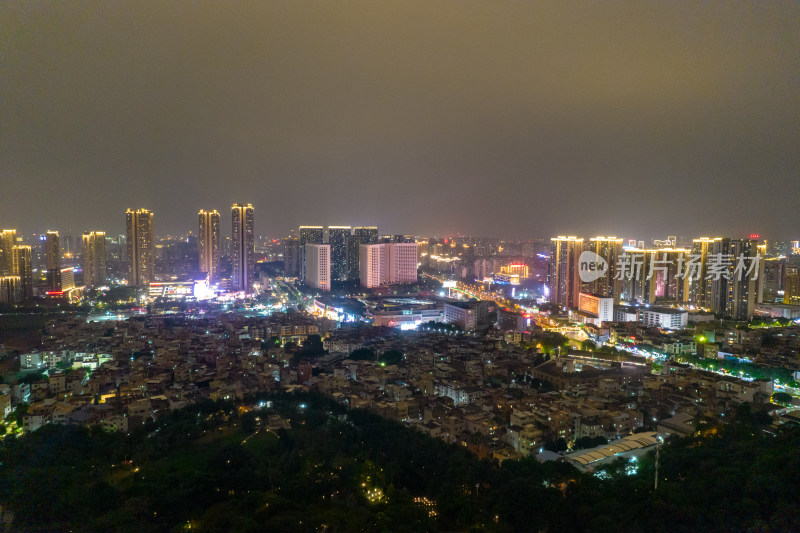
<box><xmin>305</xmin><ymin>243</ymin><xmax>330</xmax><ymax>291</ymax></box>
<box><xmin>576</xmin><ymin>292</ymin><xmax>614</xmax><ymax>325</ymax></box>
<box><xmin>299</xmin><ymin>226</ymin><xmax>324</xmax><ymax>282</ymax></box>
<box><xmin>82</xmin><ymin>231</ymin><xmax>107</xmax><ymax>288</ymax></box>
<box><xmin>0</xmin><ymin>276</ymin><xmax>21</xmax><ymax>304</ymax></box>
<box><xmin>492</xmin><ymin>272</ymin><xmax>520</xmax><ymax>285</ymax></box>
<box><xmin>586</xmin><ymin>236</ymin><xmax>623</xmax><ymax>302</ymax></box>
<box><xmin>198</xmin><ymin>210</ymin><xmax>221</xmax><ymax>283</ymax></box>
<box><xmin>347</xmin><ymin>226</ymin><xmax>379</xmax><ymax>281</ymax></box>
<box><xmin>688</xmin><ymin>237</ymin><xmax>723</xmax><ymax>309</ymax></box>
<box><xmin>12</xmin><ymin>245</ymin><xmax>32</xmax><ymax>299</ymax></box>
<box><xmin>359</xmin><ymin>242</ymin><xmax>418</xmax><ymax>289</ymax></box>
<box><xmin>148</xmin><ymin>274</ymin><xmax>211</xmax><ymax>301</ymax></box>
<box><xmin>45</xmin><ymin>230</ymin><xmax>61</xmax><ymax>291</ymax></box>
<box><xmin>502</xmin><ymin>263</ymin><xmax>529</xmax><ymax>279</ymax></box>
<box><xmin>327</xmin><ymin>226</ymin><xmax>351</xmax><ymax>281</ymax></box>
<box><xmin>709</xmin><ymin>238</ymin><xmax>759</xmax><ymax>320</ymax></box>
<box><xmin>0</xmin><ymin>229</ymin><xmax>17</xmax><ymax>277</ymax></box>
<box><xmin>46</xmin><ymin>267</ymin><xmax>84</xmax><ymax>303</ymax></box>
<box><xmin>126</xmin><ymin>209</ymin><xmax>154</xmax><ymax>286</ymax></box>
<box><xmin>549</xmin><ymin>236</ymin><xmax>583</xmax><ymax>309</ymax></box>
<box><xmin>231</xmin><ymin>204</ymin><xmax>255</xmax><ymax>292</ymax></box>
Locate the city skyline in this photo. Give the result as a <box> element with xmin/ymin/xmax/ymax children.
<box><xmin>0</xmin><ymin>212</ymin><xmax>792</xmax><ymax>245</ymax></box>
<box><xmin>2</xmin><ymin>4</ymin><xmax>799</xmax><ymax>530</ymax></box>
<box><xmin>2</xmin><ymin>2</ymin><xmax>798</xmax><ymax>239</ymax></box>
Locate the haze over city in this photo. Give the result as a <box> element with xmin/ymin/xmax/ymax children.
<box><xmin>2</xmin><ymin>1</ymin><xmax>799</xmax><ymax>239</ymax></box>
<box><xmin>4</xmin><ymin>3</ymin><xmax>800</xmax><ymax>532</ymax></box>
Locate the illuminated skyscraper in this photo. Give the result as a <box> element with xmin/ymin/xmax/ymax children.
<box><xmin>346</xmin><ymin>236</ymin><xmax>360</xmax><ymax>280</ymax></box>
<box><xmin>354</xmin><ymin>227</ymin><xmax>379</xmax><ymax>242</ymax></box>
<box><xmin>348</xmin><ymin>226</ymin><xmax>379</xmax><ymax>280</ymax></box>
<box><xmin>12</xmin><ymin>245</ymin><xmax>32</xmax><ymax>299</ymax></box>
<box><xmin>387</xmin><ymin>242</ymin><xmax>418</xmax><ymax>283</ymax></box>
<box><xmin>198</xmin><ymin>210</ymin><xmax>221</xmax><ymax>282</ymax></box>
<box><xmin>549</xmin><ymin>236</ymin><xmax>583</xmax><ymax>308</ymax></box>
<box><xmin>60</xmin><ymin>267</ymin><xmax>75</xmax><ymax>291</ymax></box>
<box><xmin>0</xmin><ymin>276</ymin><xmax>20</xmax><ymax>304</ymax></box>
<box><xmin>784</xmin><ymin>267</ymin><xmax>800</xmax><ymax>306</ymax></box>
<box><xmin>759</xmin><ymin>258</ymin><xmax>784</xmax><ymax>303</ymax></box>
<box><xmin>586</xmin><ymin>236</ymin><xmax>623</xmax><ymax>302</ymax></box>
<box><xmin>231</xmin><ymin>204</ymin><xmax>255</xmax><ymax>292</ymax></box>
<box><xmin>298</xmin><ymin>226</ymin><xmax>324</xmax><ymax>281</ymax></box>
<box><xmin>359</xmin><ymin>244</ymin><xmax>384</xmax><ymax>288</ymax></box>
<box><xmin>327</xmin><ymin>226</ymin><xmax>351</xmax><ymax>281</ymax></box>
<box><xmin>688</xmin><ymin>237</ymin><xmax>722</xmax><ymax>309</ymax></box>
<box><xmin>710</xmin><ymin>238</ymin><xmax>759</xmax><ymax>320</ymax></box>
<box><xmin>299</xmin><ymin>226</ymin><xmax>324</xmax><ymax>246</ymax></box>
<box><xmin>45</xmin><ymin>231</ymin><xmax>61</xmax><ymax>291</ymax></box>
<box><xmin>617</xmin><ymin>247</ymin><xmax>691</xmax><ymax>305</ymax></box>
<box><xmin>0</xmin><ymin>229</ymin><xmax>17</xmax><ymax>276</ymax></box>
<box><xmin>82</xmin><ymin>231</ymin><xmax>107</xmax><ymax>288</ymax></box>
<box><xmin>304</xmin><ymin>243</ymin><xmax>330</xmax><ymax>291</ymax></box>
<box><xmin>126</xmin><ymin>209</ymin><xmax>154</xmax><ymax>286</ymax></box>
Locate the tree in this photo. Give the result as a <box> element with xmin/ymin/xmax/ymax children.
<box><xmin>350</xmin><ymin>348</ymin><xmax>375</xmax><ymax>361</ymax></box>
<box><xmin>773</xmin><ymin>392</ymin><xmax>793</xmax><ymax>406</ymax></box>
<box><xmin>379</xmin><ymin>350</ymin><xmax>403</xmax><ymax>366</ymax></box>
<box><xmin>20</xmin><ymin>372</ymin><xmax>45</xmax><ymax>385</ymax></box>
<box><xmin>537</xmin><ymin>332</ymin><xmax>569</xmax><ymax>355</ymax></box>
<box><xmin>240</xmin><ymin>411</ymin><xmax>257</xmax><ymax>434</ymax></box>
<box><xmin>14</xmin><ymin>402</ymin><xmax>29</xmax><ymax>425</ymax></box>
<box><xmin>299</xmin><ymin>334</ymin><xmax>326</xmax><ymax>358</ymax></box>
<box><xmin>574</xmin><ymin>436</ymin><xmax>608</xmax><ymax>450</ymax></box>
<box><xmin>545</xmin><ymin>437</ymin><xmax>568</xmax><ymax>452</ymax></box>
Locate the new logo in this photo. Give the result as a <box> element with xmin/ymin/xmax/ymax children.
<box><xmin>578</xmin><ymin>251</ymin><xmax>608</xmax><ymax>283</ymax></box>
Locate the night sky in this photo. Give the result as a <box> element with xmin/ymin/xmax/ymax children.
<box><xmin>2</xmin><ymin>1</ymin><xmax>798</xmax><ymax>240</ymax></box>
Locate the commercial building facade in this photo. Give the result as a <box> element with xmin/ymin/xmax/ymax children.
<box><xmin>578</xmin><ymin>293</ymin><xmax>614</xmax><ymax>324</ymax></box>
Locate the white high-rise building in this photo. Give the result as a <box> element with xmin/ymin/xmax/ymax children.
<box><xmin>388</xmin><ymin>242</ymin><xmax>418</xmax><ymax>283</ymax></box>
<box><xmin>305</xmin><ymin>244</ymin><xmax>330</xmax><ymax>291</ymax></box>
<box><xmin>359</xmin><ymin>242</ymin><xmax>418</xmax><ymax>288</ymax></box>
<box><xmin>360</xmin><ymin>244</ymin><xmax>384</xmax><ymax>288</ymax></box>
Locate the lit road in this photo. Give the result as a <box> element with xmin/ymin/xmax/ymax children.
<box><xmin>421</xmin><ymin>272</ymin><xmax>515</xmax><ymax>308</ymax></box>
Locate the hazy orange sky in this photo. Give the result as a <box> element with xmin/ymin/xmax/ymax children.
<box><xmin>2</xmin><ymin>1</ymin><xmax>798</xmax><ymax>240</ymax></box>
